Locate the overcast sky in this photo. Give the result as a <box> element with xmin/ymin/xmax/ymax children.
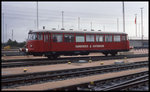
<box><xmin>1</xmin><ymin>1</ymin><xmax>149</xmax><ymax>42</ymax></box>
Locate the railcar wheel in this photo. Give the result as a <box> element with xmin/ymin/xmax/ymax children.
<box><xmin>110</xmin><ymin>52</ymin><xmax>117</xmax><ymax>56</ymax></box>
<box><xmin>111</xmin><ymin>53</ymin><xmax>116</xmax><ymax>56</ymax></box>
<box><xmin>47</xmin><ymin>56</ymin><xmax>53</xmax><ymax>59</ymax></box>
<box><xmin>104</xmin><ymin>53</ymin><xmax>108</xmax><ymax>56</ymax></box>
<box><xmin>53</xmin><ymin>55</ymin><xmax>59</xmax><ymax>59</ymax></box>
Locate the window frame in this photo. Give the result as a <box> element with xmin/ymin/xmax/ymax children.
<box><xmin>105</xmin><ymin>35</ymin><xmax>112</xmax><ymax>42</ymax></box>
<box><xmin>38</xmin><ymin>33</ymin><xmax>43</xmax><ymax>40</ymax></box>
<box><xmin>49</xmin><ymin>33</ymin><xmax>51</xmax><ymax>42</ymax></box>
<box><xmin>44</xmin><ymin>33</ymin><xmax>49</xmax><ymax>42</ymax></box>
<box><xmin>64</xmin><ymin>34</ymin><xmax>75</xmax><ymax>43</ymax></box>
<box><xmin>75</xmin><ymin>34</ymin><xmax>85</xmax><ymax>43</ymax></box>
<box><xmin>96</xmin><ymin>34</ymin><xmax>104</xmax><ymax>42</ymax></box>
<box><xmin>52</xmin><ymin>33</ymin><xmax>63</xmax><ymax>43</ymax></box>
<box><xmin>86</xmin><ymin>34</ymin><xmax>95</xmax><ymax>42</ymax></box>
<box><xmin>122</xmin><ymin>35</ymin><xmax>126</xmax><ymax>41</ymax></box>
<box><xmin>114</xmin><ymin>35</ymin><xmax>121</xmax><ymax>42</ymax></box>
<box><xmin>28</xmin><ymin>33</ymin><xmax>38</xmax><ymax>40</ymax></box>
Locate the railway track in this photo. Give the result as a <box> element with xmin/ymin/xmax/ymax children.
<box><xmin>100</xmin><ymin>75</ymin><xmax>148</xmax><ymax>91</ymax></box>
<box><xmin>54</xmin><ymin>71</ymin><xmax>148</xmax><ymax>91</ymax></box>
<box><xmin>2</xmin><ymin>54</ymin><xmax>148</xmax><ymax>68</ymax></box>
<box><xmin>2</xmin><ymin>60</ymin><xmax>148</xmax><ymax>88</ymax></box>
<box><xmin>2</xmin><ymin>48</ymin><xmax>148</xmax><ymax>56</ymax></box>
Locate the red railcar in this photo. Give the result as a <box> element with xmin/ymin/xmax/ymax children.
<box><xmin>23</xmin><ymin>29</ymin><xmax>130</xmax><ymax>59</ymax></box>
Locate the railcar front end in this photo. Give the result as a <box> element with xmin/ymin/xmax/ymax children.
<box><xmin>22</xmin><ymin>31</ymin><xmax>44</xmax><ymax>56</ymax></box>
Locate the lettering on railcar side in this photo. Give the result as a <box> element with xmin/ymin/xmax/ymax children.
<box><xmin>75</xmin><ymin>45</ymin><xmax>104</xmax><ymax>48</ymax></box>
<box><xmin>93</xmin><ymin>45</ymin><xmax>104</xmax><ymax>48</ymax></box>
<box><xmin>75</xmin><ymin>45</ymin><xmax>88</xmax><ymax>48</ymax></box>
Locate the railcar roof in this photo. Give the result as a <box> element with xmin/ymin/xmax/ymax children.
<box><xmin>29</xmin><ymin>29</ymin><xmax>127</xmax><ymax>35</ymax></box>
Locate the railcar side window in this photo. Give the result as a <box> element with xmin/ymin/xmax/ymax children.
<box><xmin>64</xmin><ymin>34</ymin><xmax>74</xmax><ymax>42</ymax></box>
<box><xmin>49</xmin><ymin>34</ymin><xmax>51</xmax><ymax>42</ymax></box>
<box><xmin>53</xmin><ymin>34</ymin><xmax>63</xmax><ymax>42</ymax></box>
<box><xmin>96</xmin><ymin>35</ymin><xmax>104</xmax><ymax>42</ymax></box>
<box><xmin>44</xmin><ymin>34</ymin><xmax>48</xmax><ymax>42</ymax></box>
<box><xmin>86</xmin><ymin>35</ymin><xmax>94</xmax><ymax>42</ymax></box>
<box><xmin>35</xmin><ymin>33</ymin><xmax>38</xmax><ymax>40</ymax></box>
<box><xmin>105</xmin><ymin>35</ymin><xmax>112</xmax><ymax>42</ymax></box>
<box><xmin>122</xmin><ymin>35</ymin><xmax>126</xmax><ymax>41</ymax></box>
<box><xmin>114</xmin><ymin>35</ymin><xmax>121</xmax><ymax>42</ymax></box>
<box><xmin>76</xmin><ymin>35</ymin><xmax>85</xmax><ymax>42</ymax></box>
<box><xmin>38</xmin><ymin>33</ymin><xmax>43</xmax><ymax>40</ymax></box>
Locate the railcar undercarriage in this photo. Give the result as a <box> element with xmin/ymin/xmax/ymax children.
<box><xmin>25</xmin><ymin>49</ymin><xmax>129</xmax><ymax>59</ymax></box>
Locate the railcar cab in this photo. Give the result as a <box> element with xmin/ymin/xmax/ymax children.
<box><xmin>25</xmin><ymin>30</ymin><xmax>44</xmax><ymax>56</ymax></box>
<box><xmin>25</xmin><ymin>30</ymin><xmax>51</xmax><ymax>56</ymax></box>
<box><xmin>25</xmin><ymin>31</ymin><xmax>37</xmax><ymax>54</ymax></box>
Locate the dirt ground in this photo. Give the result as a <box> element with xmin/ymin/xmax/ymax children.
<box><xmin>2</xmin><ymin>67</ymin><xmax>148</xmax><ymax>91</ymax></box>
<box><xmin>2</xmin><ymin>57</ymin><xmax>148</xmax><ymax>76</ymax></box>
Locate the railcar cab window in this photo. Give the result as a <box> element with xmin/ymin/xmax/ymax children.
<box><xmin>96</xmin><ymin>35</ymin><xmax>104</xmax><ymax>42</ymax></box>
<box><xmin>114</xmin><ymin>35</ymin><xmax>121</xmax><ymax>42</ymax></box>
<box><xmin>64</xmin><ymin>34</ymin><xmax>74</xmax><ymax>42</ymax></box>
<box><xmin>53</xmin><ymin>34</ymin><xmax>63</xmax><ymax>42</ymax></box>
<box><xmin>86</xmin><ymin>35</ymin><xmax>94</xmax><ymax>42</ymax></box>
<box><xmin>105</xmin><ymin>35</ymin><xmax>112</xmax><ymax>42</ymax></box>
<box><xmin>28</xmin><ymin>33</ymin><xmax>37</xmax><ymax>40</ymax></box>
<box><xmin>76</xmin><ymin>35</ymin><xmax>85</xmax><ymax>42</ymax></box>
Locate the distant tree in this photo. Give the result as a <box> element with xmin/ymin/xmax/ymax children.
<box><xmin>5</xmin><ymin>39</ymin><xmax>26</xmax><ymax>47</ymax></box>
<box><xmin>17</xmin><ymin>41</ymin><xmax>26</xmax><ymax>47</ymax></box>
<box><xmin>12</xmin><ymin>40</ymin><xmax>18</xmax><ymax>46</ymax></box>
<box><xmin>7</xmin><ymin>39</ymin><xmax>13</xmax><ymax>46</ymax></box>
<box><xmin>7</xmin><ymin>39</ymin><xmax>12</xmax><ymax>43</ymax></box>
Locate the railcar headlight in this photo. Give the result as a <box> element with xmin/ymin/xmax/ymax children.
<box><xmin>26</xmin><ymin>48</ymin><xmax>28</xmax><ymax>52</ymax></box>
<box><xmin>19</xmin><ymin>48</ymin><xmax>22</xmax><ymax>52</ymax></box>
<box><xmin>30</xmin><ymin>44</ymin><xmax>32</xmax><ymax>48</ymax></box>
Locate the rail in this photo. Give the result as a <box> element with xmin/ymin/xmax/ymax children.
<box><xmin>52</xmin><ymin>71</ymin><xmax>148</xmax><ymax>91</ymax></box>
<box><xmin>2</xmin><ymin>54</ymin><xmax>148</xmax><ymax>68</ymax></box>
<box><xmin>2</xmin><ymin>61</ymin><xmax>148</xmax><ymax>88</ymax></box>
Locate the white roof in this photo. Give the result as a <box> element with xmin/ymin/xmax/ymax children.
<box><xmin>29</xmin><ymin>29</ymin><xmax>127</xmax><ymax>35</ymax></box>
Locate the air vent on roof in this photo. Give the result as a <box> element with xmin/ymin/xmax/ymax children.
<box><xmin>69</xmin><ymin>29</ymin><xmax>73</xmax><ymax>30</ymax></box>
<box><xmin>43</xmin><ymin>26</ymin><xmax>45</xmax><ymax>29</ymax></box>
<box><xmin>61</xmin><ymin>28</ymin><xmax>65</xmax><ymax>30</ymax></box>
<box><xmin>52</xmin><ymin>28</ymin><xmax>56</xmax><ymax>30</ymax></box>
<box><xmin>98</xmin><ymin>30</ymin><xmax>101</xmax><ymax>31</ymax></box>
<box><xmin>91</xmin><ymin>29</ymin><xmax>94</xmax><ymax>31</ymax></box>
<box><xmin>29</xmin><ymin>30</ymin><xmax>32</xmax><ymax>34</ymax></box>
<box><xmin>83</xmin><ymin>29</ymin><xmax>87</xmax><ymax>31</ymax></box>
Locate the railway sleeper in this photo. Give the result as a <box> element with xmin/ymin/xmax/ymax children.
<box><xmin>2</xmin><ymin>62</ymin><xmax>148</xmax><ymax>88</ymax></box>
<box><xmin>46</xmin><ymin>55</ymin><xmax>59</xmax><ymax>59</ymax></box>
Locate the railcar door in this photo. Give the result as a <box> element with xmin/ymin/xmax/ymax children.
<box><xmin>44</xmin><ymin>33</ymin><xmax>49</xmax><ymax>52</ymax></box>
<box><xmin>122</xmin><ymin>34</ymin><xmax>127</xmax><ymax>49</ymax></box>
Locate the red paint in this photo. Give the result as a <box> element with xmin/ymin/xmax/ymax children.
<box><xmin>26</xmin><ymin>31</ymin><xmax>130</xmax><ymax>53</ymax></box>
